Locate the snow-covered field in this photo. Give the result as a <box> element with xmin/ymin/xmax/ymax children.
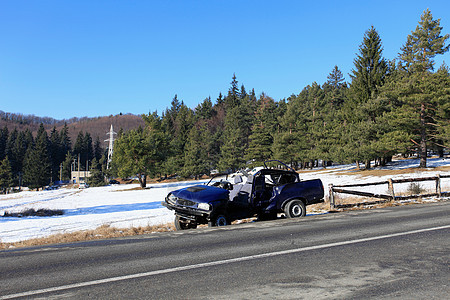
<box><xmin>1</xmin><ymin>157</ymin><xmax>449</xmax><ymax>244</ymax></box>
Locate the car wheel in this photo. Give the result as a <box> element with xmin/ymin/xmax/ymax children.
<box><xmin>174</xmin><ymin>215</ymin><xmax>191</xmax><ymax>230</ymax></box>
<box><xmin>208</xmin><ymin>214</ymin><xmax>229</xmax><ymax>227</ymax></box>
<box><xmin>284</xmin><ymin>200</ymin><xmax>306</xmax><ymax>218</ymax></box>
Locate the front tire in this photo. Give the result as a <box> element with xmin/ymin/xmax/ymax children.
<box><xmin>174</xmin><ymin>215</ymin><xmax>197</xmax><ymax>230</ymax></box>
<box><xmin>208</xmin><ymin>214</ymin><xmax>229</xmax><ymax>227</ymax></box>
<box><xmin>284</xmin><ymin>200</ymin><xmax>306</xmax><ymax>218</ymax></box>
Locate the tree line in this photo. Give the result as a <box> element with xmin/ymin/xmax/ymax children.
<box><xmin>0</xmin><ymin>110</ymin><xmax>94</xmax><ymax>126</ymax></box>
<box><xmin>1</xmin><ymin>9</ymin><xmax>449</xmax><ymax>192</ymax></box>
<box><xmin>112</xmin><ymin>9</ymin><xmax>449</xmax><ymax>187</ymax></box>
<box><xmin>0</xmin><ymin>123</ymin><xmax>108</xmax><ymax>193</ymax></box>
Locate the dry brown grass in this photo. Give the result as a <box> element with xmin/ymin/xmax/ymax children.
<box><xmin>330</xmin><ymin>187</ymin><xmax>448</xmax><ymax>212</ymax></box>
<box><xmin>434</xmin><ymin>165</ymin><xmax>450</xmax><ymax>172</ymax></box>
<box><xmin>0</xmin><ymin>223</ymin><xmax>175</xmax><ymax>250</ymax></box>
<box><xmin>333</xmin><ymin>197</ymin><xmax>443</xmax><ymax>211</ymax></box>
<box><xmin>296</xmin><ymin>168</ymin><xmax>326</xmax><ymax>174</ymax></box>
<box><xmin>112</xmin><ymin>186</ymin><xmax>146</xmax><ymax>192</ymax></box>
<box><xmin>0</xmin><ymin>218</ymin><xmax>258</xmax><ymax>250</ymax></box>
<box><xmin>307</xmin><ymin>201</ymin><xmax>330</xmax><ymax>212</ymax></box>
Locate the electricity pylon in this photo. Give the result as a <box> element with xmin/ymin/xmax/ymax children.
<box><xmin>105</xmin><ymin>124</ymin><xmax>117</xmax><ymax>169</ymax></box>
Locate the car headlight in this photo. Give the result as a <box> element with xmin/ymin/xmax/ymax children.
<box><xmin>167</xmin><ymin>193</ymin><xmax>177</xmax><ymax>205</ymax></box>
<box><xmin>197</xmin><ymin>203</ymin><xmax>211</xmax><ymax>211</ymax></box>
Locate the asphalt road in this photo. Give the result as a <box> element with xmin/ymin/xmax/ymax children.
<box><xmin>1</xmin><ymin>201</ymin><xmax>449</xmax><ymax>299</ymax></box>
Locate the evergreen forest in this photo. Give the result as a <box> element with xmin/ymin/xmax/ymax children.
<box><xmin>1</xmin><ymin>9</ymin><xmax>449</xmax><ymax>192</ymax></box>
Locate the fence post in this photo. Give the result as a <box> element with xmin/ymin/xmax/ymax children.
<box><xmin>436</xmin><ymin>175</ymin><xmax>441</xmax><ymax>198</ymax></box>
<box><xmin>388</xmin><ymin>178</ymin><xmax>395</xmax><ymax>201</ymax></box>
<box><xmin>329</xmin><ymin>184</ymin><xmax>335</xmax><ymax>210</ymax></box>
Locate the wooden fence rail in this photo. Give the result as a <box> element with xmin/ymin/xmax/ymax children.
<box><xmin>329</xmin><ymin>174</ymin><xmax>450</xmax><ymax>209</ymax></box>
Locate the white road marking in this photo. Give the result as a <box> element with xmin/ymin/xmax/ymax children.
<box><xmin>2</xmin><ymin>224</ymin><xmax>449</xmax><ymax>299</ymax></box>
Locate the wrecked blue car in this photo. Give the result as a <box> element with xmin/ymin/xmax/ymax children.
<box><xmin>162</xmin><ymin>161</ymin><xmax>324</xmax><ymax>230</ymax></box>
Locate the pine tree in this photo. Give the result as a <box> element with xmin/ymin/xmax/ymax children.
<box><xmin>224</xmin><ymin>73</ymin><xmax>240</xmax><ymax>109</ymax></box>
<box><xmin>240</xmin><ymin>85</ymin><xmax>247</xmax><ymax>100</ymax></box>
<box><xmin>160</xmin><ymin>98</ymin><xmax>195</xmax><ymax>176</ymax></box>
<box><xmin>73</xmin><ymin>131</ymin><xmax>94</xmax><ymax>170</ymax></box>
<box><xmin>83</xmin><ymin>132</ymin><xmax>94</xmax><ymax>167</ymax></box>
<box><xmin>23</xmin><ymin>124</ymin><xmax>51</xmax><ymax>189</ymax></box>
<box><xmin>435</xmin><ymin>64</ymin><xmax>450</xmax><ymax>149</ymax></box>
<box><xmin>182</xmin><ymin>123</ymin><xmax>211</xmax><ymax>179</ymax></box>
<box><xmin>214</xmin><ymin>92</ymin><xmax>223</xmax><ymax>106</ymax></box>
<box><xmin>327</xmin><ymin>65</ymin><xmax>346</xmax><ymax>88</ymax></box>
<box><xmin>59</xmin><ymin>122</ymin><xmax>71</xmax><ymax>156</ymax></box>
<box><xmin>49</xmin><ymin>126</ymin><xmax>62</xmax><ymax>181</ymax></box>
<box><xmin>8</xmin><ymin>131</ymin><xmax>24</xmax><ymax>184</ymax></box>
<box><xmin>23</xmin><ymin>128</ymin><xmax>34</xmax><ymax>149</ymax></box>
<box><xmin>344</xmin><ymin>26</ymin><xmax>389</xmax><ymax>168</ymax></box>
<box><xmin>349</xmin><ymin>26</ymin><xmax>388</xmax><ymax>107</ymax></box>
<box><xmin>239</xmin><ymin>92</ymin><xmax>256</xmax><ymax>147</ymax></box>
<box><xmin>87</xmin><ymin>157</ymin><xmax>105</xmax><ymax>187</ymax></box>
<box><xmin>195</xmin><ymin>97</ymin><xmax>214</xmax><ymax>120</ymax></box>
<box><xmin>218</xmin><ymin>79</ymin><xmax>256</xmax><ymax>172</ymax></box>
<box><xmin>10</xmin><ymin>129</ymin><xmax>35</xmax><ymax>184</ymax></box>
<box><xmin>0</xmin><ymin>126</ymin><xmax>9</xmax><ymax>161</ymax></box>
<box><xmin>61</xmin><ymin>151</ymin><xmax>74</xmax><ymax>181</ymax></box>
<box><xmin>73</xmin><ymin>131</ymin><xmax>85</xmax><ymax>165</ymax></box>
<box><xmin>168</xmin><ymin>95</ymin><xmax>182</xmax><ymax>119</ymax></box>
<box><xmin>325</xmin><ymin>65</ymin><xmax>347</xmax><ymax>108</ymax></box>
<box><xmin>6</xmin><ymin>128</ymin><xmax>17</xmax><ymax>158</ymax></box>
<box><xmin>245</xmin><ymin>94</ymin><xmax>277</xmax><ymax>166</ymax></box>
<box><xmin>400</xmin><ymin>9</ymin><xmax>450</xmax><ymax>74</ymax></box>
<box><xmin>93</xmin><ymin>136</ymin><xmax>104</xmax><ymax>161</ymax></box>
<box><xmin>161</xmin><ymin>95</ymin><xmax>180</xmax><ymax>136</ymax></box>
<box><xmin>397</xmin><ymin>9</ymin><xmax>449</xmax><ymax>167</ymax></box>
<box><xmin>112</xmin><ymin>128</ymin><xmax>149</xmax><ymax>187</ymax></box>
<box><xmin>272</xmin><ymin>93</ymin><xmax>310</xmax><ymax>168</ymax></box>
<box><xmin>5</xmin><ymin>129</ymin><xmax>18</xmax><ymax>182</ymax></box>
<box><xmin>0</xmin><ymin>156</ymin><xmax>13</xmax><ymax>194</ymax></box>
<box><xmin>113</xmin><ymin>113</ymin><xmax>168</xmax><ymax>187</ymax></box>
<box><xmin>219</xmin><ymin>106</ymin><xmax>246</xmax><ymax>172</ymax></box>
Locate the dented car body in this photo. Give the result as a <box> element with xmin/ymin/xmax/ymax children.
<box><xmin>162</xmin><ymin>161</ymin><xmax>324</xmax><ymax>230</ymax></box>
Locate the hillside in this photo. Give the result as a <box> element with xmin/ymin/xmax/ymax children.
<box><xmin>56</xmin><ymin>114</ymin><xmax>146</xmax><ymax>144</ymax></box>
<box><xmin>0</xmin><ymin>111</ymin><xmax>145</xmax><ymax>143</ymax></box>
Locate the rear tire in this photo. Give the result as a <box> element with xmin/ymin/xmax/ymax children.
<box><xmin>208</xmin><ymin>214</ymin><xmax>229</xmax><ymax>227</ymax></box>
<box><xmin>284</xmin><ymin>200</ymin><xmax>306</xmax><ymax>218</ymax></box>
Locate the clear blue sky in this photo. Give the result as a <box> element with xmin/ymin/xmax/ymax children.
<box><xmin>1</xmin><ymin>0</ymin><xmax>449</xmax><ymax>120</ymax></box>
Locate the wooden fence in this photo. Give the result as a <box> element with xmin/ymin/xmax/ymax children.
<box><xmin>329</xmin><ymin>174</ymin><xmax>450</xmax><ymax>209</ymax></box>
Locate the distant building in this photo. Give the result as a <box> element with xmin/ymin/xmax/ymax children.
<box><xmin>71</xmin><ymin>171</ymin><xmax>91</xmax><ymax>184</ymax></box>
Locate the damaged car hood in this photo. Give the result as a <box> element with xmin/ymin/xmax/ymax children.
<box><xmin>171</xmin><ymin>185</ymin><xmax>229</xmax><ymax>203</ymax></box>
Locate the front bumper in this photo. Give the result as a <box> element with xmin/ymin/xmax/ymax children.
<box><xmin>161</xmin><ymin>201</ymin><xmax>212</xmax><ymax>218</ymax></box>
